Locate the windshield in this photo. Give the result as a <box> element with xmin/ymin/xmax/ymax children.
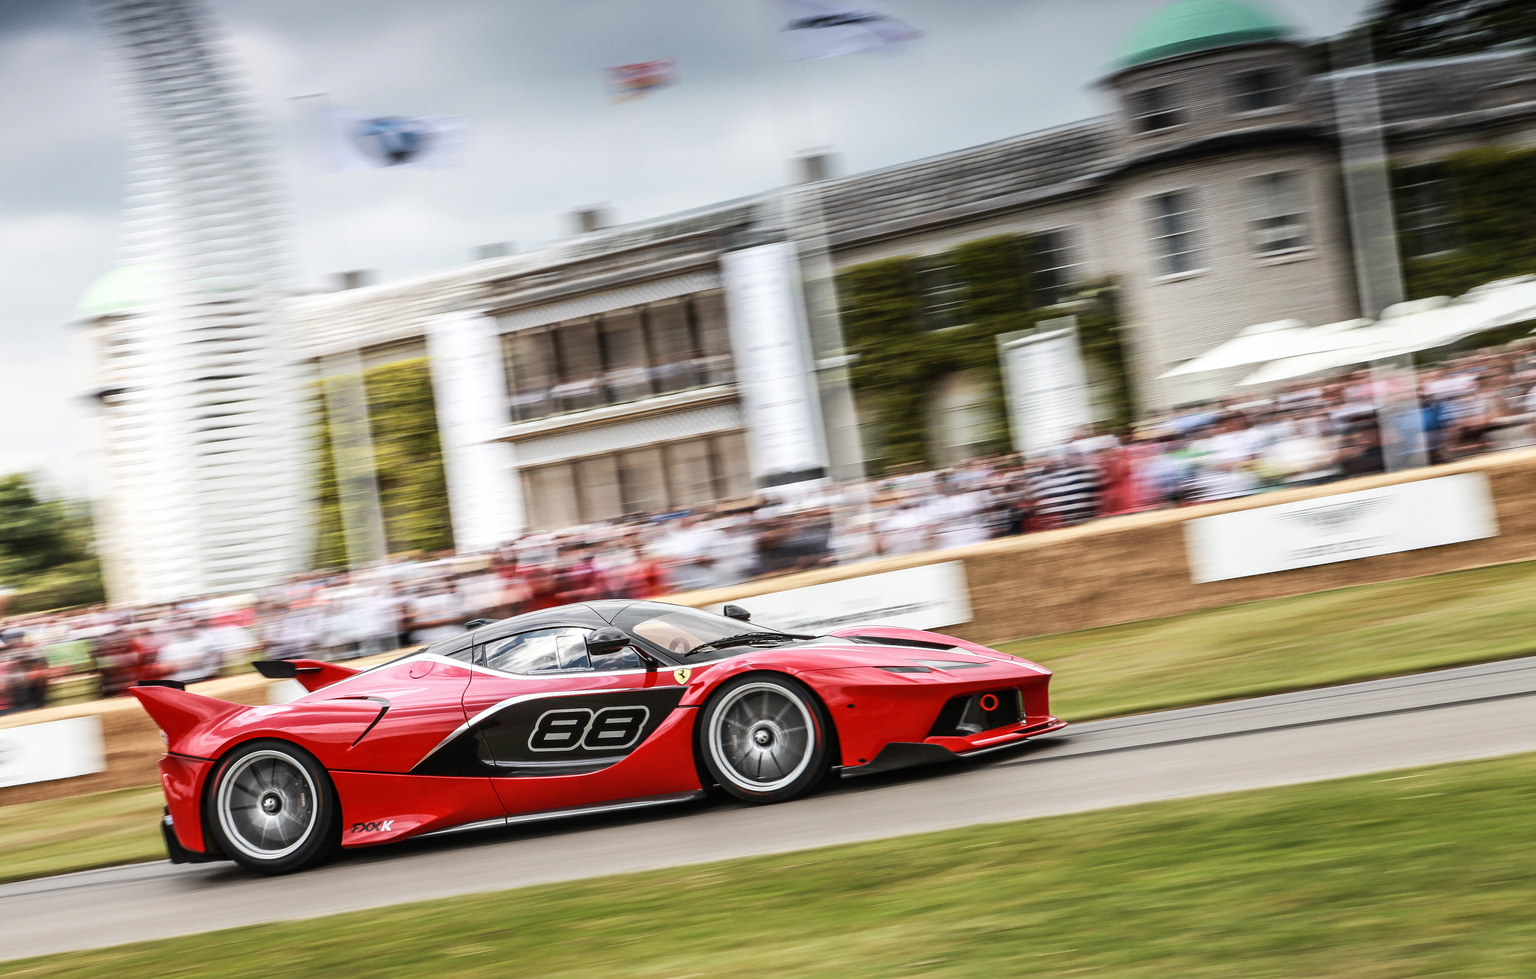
<box><xmin>615</xmin><ymin>606</ymin><xmax>785</xmax><ymax>658</ymax></box>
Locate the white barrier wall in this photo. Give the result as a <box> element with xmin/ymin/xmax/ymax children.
<box><xmin>711</xmin><ymin>561</ymin><xmax>972</xmax><ymax>634</ymax></box>
<box><xmin>1183</xmin><ymin>472</ymin><xmax>1498</xmax><ymax>583</ymax></box>
<box><xmin>0</xmin><ymin>717</ymin><xmax>106</xmax><ymax>789</ymax></box>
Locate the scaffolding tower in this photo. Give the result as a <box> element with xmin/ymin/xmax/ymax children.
<box><xmin>83</xmin><ymin>0</ymin><xmax>310</xmax><ymax>604</ymax></box>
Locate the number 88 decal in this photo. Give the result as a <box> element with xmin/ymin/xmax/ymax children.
<box><xmin>528</xmin><ymin>706</ymin><xmax>651</xmax><ymax>752</ymax></box>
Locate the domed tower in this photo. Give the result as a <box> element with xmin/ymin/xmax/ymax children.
<box><xmin>1099</xmin><ymin>0</ymin><xmax>1357</xmax><ymax>408</ymax></box>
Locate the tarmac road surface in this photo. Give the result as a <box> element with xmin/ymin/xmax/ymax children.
<box><xmin>3</xmin><ymin>655</ymin><xmax>1536</xmax><ymax>961</ymax></box>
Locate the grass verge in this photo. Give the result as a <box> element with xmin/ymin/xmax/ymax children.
<box><xmin>1002</xmin><ymin>558</ymin><xmax>1536</xmax><ymax>720</ymax></box>
<box><xmin>7</xmin><ymin>751</ymin><xmax>1535</xmax><ymax>977</ymax></box>
<box><xmin>0</xmin><ymin>787</ymin><xmax>165</xmax><ymax>885</ymax></box>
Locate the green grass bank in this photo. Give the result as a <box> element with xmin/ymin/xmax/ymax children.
<box><xmin>7</xmin><ymin>751</ymin><xmax>1534</xmax><ymax>977</ymax></box>
<box><xmin>1007</xmin><ymin>557</ymin><xmax>1536</xmax><ymax>720</ymax></box>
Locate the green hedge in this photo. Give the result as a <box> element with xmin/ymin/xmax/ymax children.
<box><xmin>837</xmin><ymin>234</ymin><xmax>1130</xmax><ymax>473</ymax></box>
<box><xmin>1399</xmin><ymin>146</ymin><xmax>1536</xmax><ymax>299</ymax></box>
<box><xmin>311</xmin><ymin>357</ymin><xmax>452</xmax><ymax>569</ymax></box>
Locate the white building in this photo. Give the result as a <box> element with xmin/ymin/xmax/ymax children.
<box><xmin>79</xmin><ymin>0</ymin><xmax>310</xmax><ymax>605</ymax></box>
<box><xmin>289</xmin><ymin>199</ymin><xmax>825</xmax><ymax>547</ymax></box>
<box><xmin>78</xmin><ymin>0</ymin><xmax>1536</xmax><ymax>583</ymax></box>
<box><xmin>288</xmin><ymin>0</ymin><xmax>1536</xmax><ymax>550</ymax></box>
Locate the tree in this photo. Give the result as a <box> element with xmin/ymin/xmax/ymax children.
<box><xmin>0</xmin><ymin>476</ymin><xmax>75</xmax><ymax>572</ymax></box>
<box><xmin>0</xmin><ymin>474</ymin><xmax>106</xmax><ymax>612</ymax></box>
<box><xmin>1356</xmin><ymin>0</ymin><xmax>1536</xmax><ymax>62</ymax></box>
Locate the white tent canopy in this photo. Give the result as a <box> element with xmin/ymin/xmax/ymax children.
<box><xmin>1159</xmin><ymin>319</ymin><xmax>1305</xmax><ymax>378</ymax></box>
<box><xmin>1240</xmin><ymin>276</ymin><xmax>1536</xmax><ymax>386</ymax></box>
<box><xmin>1158</xmin><ymin>317</ymin><xmax>1374</xmax><ymax>380</ymax></box>
<box><xmin>1163</xmin><ymin>275</ymin><xmax>1536</xmax><ymax>389</ymax></box>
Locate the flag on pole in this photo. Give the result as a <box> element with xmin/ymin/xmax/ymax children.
<box><xmin>607</xmin><ymin>60</ymin><xmax>677</xmax><ymax>102</ymax></box>
<box><xmin>317</xmin><ymin>106</ymin><xmax>467</xmax><ymax>172</ymax></box>
<box><xmin>779</xmin><ymin>0</ymin><xmax>920</xmax><ymax>60</ymax></box>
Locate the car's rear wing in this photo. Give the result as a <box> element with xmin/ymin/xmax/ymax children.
<box><xmin>252</xmin><ymin>659</ymin><xmax>362</xmax><ymax>693</ymax></box>
<box><xmin>131</xmin><ymin>683</ymin><xmax>246</xmax><ymax>749</ymax></box>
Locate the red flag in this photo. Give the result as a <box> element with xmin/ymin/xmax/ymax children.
<box><xmin>607</xmin><ymin>60</ymin><xmax>677</xmax><ymax>103</ymax></box>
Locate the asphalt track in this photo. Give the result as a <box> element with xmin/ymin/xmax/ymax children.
<box><xmin>4</xmin><ymin>655</ymin><xmax>1536</xmax><ymax>961</ymax></box>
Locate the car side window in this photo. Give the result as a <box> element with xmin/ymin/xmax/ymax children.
<box><xmin>589</xmin><ymin>643</ymin><xmax>644</xmax><ymax>672</ymax></box>
<box><xmin>486</xmin><ymin>627</ymin><xmax>592</xmax><ymax>674</ymax></box>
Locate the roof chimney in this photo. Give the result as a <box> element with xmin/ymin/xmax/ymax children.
<box><xmin>335</xmin><ymin>270</ymin><xmax>376</xmax><ymax>291</ymax></box>
<box><xmin>474</xmin><ymin>242</ymin><xmax>514</xmax><ymax>261</ymax></box>
<box><xmin>570</xmin><ymin>206</ymin><xmax>611</xmax><ymax>235</ymax></box>
<box><xmin>797</xmin><ymin>152</ymin><xmax>836</xmax><ymax>184</ymax></box>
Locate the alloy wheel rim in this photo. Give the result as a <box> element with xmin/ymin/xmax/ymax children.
<box><xmin>216</xmin><ymin>749</ymin><xmax>318</xmax><ymax>861</ymax></box>
<box><xmin>709</xmin><ymin>682</ymin><xmax>815</xmax><ymax>792</ymax></box>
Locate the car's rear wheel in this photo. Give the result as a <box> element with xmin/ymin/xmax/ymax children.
<box><xmin>699</xmin><ymin>675</ymin><xmax>832</xmax><ymax>803</ymax></box>
<box><xmin>205</xmin><ymin>739</ymin><xmax>338</xmax><ymax>875</ymax></box>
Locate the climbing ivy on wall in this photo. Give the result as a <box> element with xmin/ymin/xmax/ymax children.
<box><xmin>1074</xmin><ymin>282</ymin><xmax>1133</xmax><ymax>432</ymax></box>
<box><xmin>311</xmin><ymin>357</ymin><xmax>453</xmax><ymax>569</ymax></box>
<box><xmin>1399</xmin><ymin>146</ymin><xmax>1536</xmax><ymax>300</ymax></box>
<box><xmin>837</xmin><ymin>234</ymin><xmax>1131</xmax><ymax>474</ymax></box>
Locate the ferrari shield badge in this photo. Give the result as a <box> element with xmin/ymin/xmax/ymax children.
<box><xmin>673</xmin><ymin>668</ymin><xmax>691</xmax><ymax>685</ymax></box>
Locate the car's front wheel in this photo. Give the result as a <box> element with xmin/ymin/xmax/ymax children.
<box><xmin>205</xmin><ymin>739</ymin><xmax>338</xmax><ymax>875</ymax></box>
<box><xmin>699</xmin><ymin>675</ymin><xmax>832</xmax><ymax>803</ymax></box>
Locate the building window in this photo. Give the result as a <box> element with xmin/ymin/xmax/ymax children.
<box><xmin>504</xmin><ymin>329</ymin><xmax>558</xmax><ymax>422</ymax></box>
<box><xmin>1250</xmin><ymin>172</ymin><xmax>1309</xmax><ymax>255</ymax></box>
<box><xmin>1147</xmin><ymin>191</ymin><xmax>1201</xmax><ymax>276</ymax></box>
<box><xmin>520</xmin><ymin>431</ymin><xmax>751</xmax><ymax>530</ymax></box>
<box><xmin>1230</xmin><ymin>68</ymin><xmax>1289</xmax><ymax>113</ymax></box>
<box><xmin>1030</xmin><ymin>229</ymin><xmax>1080</xmax><ymax>307</ymax></box>
<box><xmin>1130</xmin><ymin>85</ymin><xmax>1182</xmax><ymax>133</ymax></box>
<box><xmin>1397</xmin><ymin>164</ymin><xmax>1459</xmax><ymax>259</ymax></box>
<box><xmin>501</xmin><ymin>289</ymin><xmax>735</xmax><ymax>423</ymax></box>
<box><xmin>916</xmin><ymin>262</ymin><xmax>967</xmax><ymax>330</ymax></box>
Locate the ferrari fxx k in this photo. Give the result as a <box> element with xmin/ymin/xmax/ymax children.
<box><xmin>132</xmin><ymin>600</ymin><xmax>1064</xmax><ymax>874</ymax></box>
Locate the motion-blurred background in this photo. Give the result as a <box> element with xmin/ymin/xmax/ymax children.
<box><xmin>6</xmin><ymin>0</ymin><xmax>1536</xmax><ymax>707</ymax></box>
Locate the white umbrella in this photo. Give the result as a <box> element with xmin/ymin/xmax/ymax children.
<box><xmin>1239</xmin><ymin>302</ymin><xmax>1447</xmax><ymax>386</ymax></box>
<box><xmin>1158</xmin><ymin>319</ymin><xmax>1306</xmax><ymax>379</ymax></box>
<box><xmin>1159</xmin><ymin>317</ymin><xmax>1379</xmax><ymax>380</ymax></box>
<box><xmin>1239</xmin><ymin>276</ymin><xmax>1536</xmax><ymax>387</ymax></box>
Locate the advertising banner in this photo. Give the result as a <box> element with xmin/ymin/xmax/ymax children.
<box><xmin>998</xmin><ymin>319</ymin><xmax>1093</xmax><ymax>457</ymax></box>
<box><xmin>0</xmin><ymin>716</ymin><xmax>105</xmax><ymax>789</ymax></box>
<box><xmin>720</xmin><ymin>242</ymin><xmax>830</xmax><ymax>488</ymax></box>
<box><xmin>426</xmin><ymin>312</ymin><xmax>525</xmax><ymax>549</ymax></box>
<box><xmin>710</xmin><ymin>560</ymin><xmax>971</xmax><ymax>635</ymax></box>
<box><xmin>1184</xmin><ymin>472</ymin><xmax>1497</xmax><ymax>583</ymax></box>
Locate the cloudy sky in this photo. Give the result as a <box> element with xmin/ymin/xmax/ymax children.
<box><xmin>0</xmin><ymin>0</ymin><xmax>1371</xmax><ymax>495</ymax></box>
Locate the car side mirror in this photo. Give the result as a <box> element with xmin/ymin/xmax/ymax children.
<box><xmin>586</xmin><ymin>627</ymin><xmax>631</xmax><ymax>657</ymax></box>
<box><xmin>722</xmin><ymin>604</ymin><xmax>751</xmax><ymax>622</ymax></box>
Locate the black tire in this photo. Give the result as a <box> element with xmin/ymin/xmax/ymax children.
<box><xmin>698</xmin><ymin>674</ymin><xmax>833</xmax><ymax>804</ymax></box>
<box><xmin>204</xmin><ymin>739</ymin><xmax>339</xmax><ymax>875</ymax></box>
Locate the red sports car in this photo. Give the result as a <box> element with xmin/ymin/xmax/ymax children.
<box><xmin>133</xmin><ymin>601</ymin><xmax>1064</xmax><ymax>874</ymax></box>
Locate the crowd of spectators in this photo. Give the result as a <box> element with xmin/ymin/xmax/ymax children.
<box><xmin>4</xmin><ymin>340</ymin><xmax>1535</xmax><ymax>715</ymax></box>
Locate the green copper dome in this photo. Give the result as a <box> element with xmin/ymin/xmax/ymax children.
<box><xmin>76</xmin><ymin>263</ymin><xmax>161</xmax><ymax>319</ymax></box>
<box><xmin>1114</xmin><ymin>0</ymin><xmax>1294</xmax><ymax>71</ymax></box>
